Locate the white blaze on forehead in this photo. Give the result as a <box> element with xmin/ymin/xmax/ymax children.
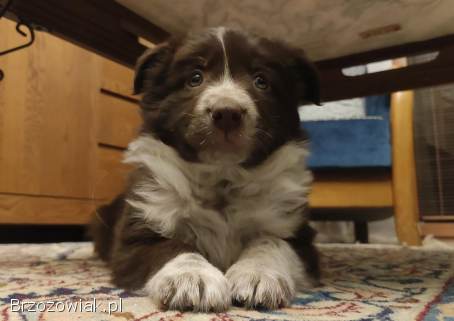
<box><xmin>213</xmin><ymin>27</ymin><xmax>230</xmax><ymax>79</ymax></box>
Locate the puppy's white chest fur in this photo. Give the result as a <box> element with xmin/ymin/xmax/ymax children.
<box><xmin>124</xmin><ymin>135</ymin><xmax>312</xmax><ymax>270</ymax></box>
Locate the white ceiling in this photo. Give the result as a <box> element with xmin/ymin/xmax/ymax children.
<box><xmin>117</xmin><ymin>0</ymin><xmax>454</xmax><ymax>61</ymax></box>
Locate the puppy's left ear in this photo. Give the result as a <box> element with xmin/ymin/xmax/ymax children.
<box><xmin>293</xmin><ymin>53</ymin><xmax>322</xmax><ymax>106</ymax></box>
<box><xmin>133</xmin><ymin>42</ymin><xmax>173</xmax><ymax>95</ymax></box>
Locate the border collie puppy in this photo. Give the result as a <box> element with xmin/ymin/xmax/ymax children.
<box><xmin>91</xmin><ymin>27</ymin><xmax>320</xmax><ymax>312</ymax></box>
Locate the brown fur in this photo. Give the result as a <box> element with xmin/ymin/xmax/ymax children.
<box><xmin>90</xmin><ymin>195</ymin><xmax>125</xmax><ymax>262</ymax></box>
<box><xmin>287</xmin><ymin>223</ymin><xmax>321</xmax><ymax>284</ymax></box>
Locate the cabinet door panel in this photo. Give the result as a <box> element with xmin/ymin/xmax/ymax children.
<box><xmin>0</xmin><ymin>19</ymin><xmax>99</xmax><ymax>198</ymax></box>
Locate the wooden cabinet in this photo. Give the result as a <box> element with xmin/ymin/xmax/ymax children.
<box><xmin>0</xmin><ymin>19</ymin><xmax>141</xmax><ymax>224</ymax></box>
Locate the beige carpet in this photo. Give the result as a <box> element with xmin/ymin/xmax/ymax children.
<box><xmin>0</xmin><ymin>242</ymin><xmax>453</xmax><ymax>321</ymax></box>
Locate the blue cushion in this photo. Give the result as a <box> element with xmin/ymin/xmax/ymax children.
<box><xmin>302</xmin><ymin>95</ymin><xmax>391</xmax><ymax>169</ymax></box>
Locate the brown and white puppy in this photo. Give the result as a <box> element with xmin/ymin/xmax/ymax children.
<box><xmin>91</xmin><ymin>27</ymin><xmax>320</xmax><ymax>312</ymax></box>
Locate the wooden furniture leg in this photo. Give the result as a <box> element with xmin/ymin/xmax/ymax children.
<box><xmin>390</xmin><ymin>91</ymin><xmax>422</xmax><ymax>245</ymax></box>
<box><xmin>354</xmin><ymin>221</ymin><xmax>369</xmax><ymax>243</ymax></box>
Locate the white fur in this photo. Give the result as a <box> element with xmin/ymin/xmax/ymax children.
<box><xmin>124</xmin><ymin>134</ymin><xmax>312</xmax><ymax>270</ymax></box>
<box><xmin>226</xmin><ymin>237</ymin><xmax>310</xmax><ymax>308</ymax></box>
<box><xmin>214</xmin><ymin>27</ymin><xmax>230</xmax><ymax>80</ymax></box>
<box><xmin>144</xmin><ymin>253</ymin><xmax>230</xmax><ymax>312</ymax></box>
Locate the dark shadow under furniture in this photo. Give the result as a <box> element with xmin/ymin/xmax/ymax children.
<box><xmin>310</xmin><ymin>207</ymin><xmax>393</xmax><ymax>243</ymax></box>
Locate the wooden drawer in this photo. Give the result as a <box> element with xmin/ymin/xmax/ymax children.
<box><xmin>95</xmin><ymin>147</ymin><xmax>131</xmax><ymax>201</ymax></box>
<box><xmin>97</xmin><ymin>93</ymin><xmax>141</xmax><ymax>148</ymax></box>
<box><xmin>0</xmin><ymin>194</ymin><xmax>98</xmax><ymax>225</ymax></box>
<box><xmin>97</xmin><ymin>59</ymin><xmax>141</xmax><ymax>149</ymax></box>
<box><xmin>101</xmin><ymin>59</ymin><xmax>134</xmax><ymax>91</ymax></box>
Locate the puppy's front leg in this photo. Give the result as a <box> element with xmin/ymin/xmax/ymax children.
<box><xmin>226</xmin><ymin>237</ymin><xmax>312</xmax><ymax>309</ymax></box>
<box><xmin>110</xmin><ymin>219</ymin><xmax>230</xmax><ymax>312</ymax></box>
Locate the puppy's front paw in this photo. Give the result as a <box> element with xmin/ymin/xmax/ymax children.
<box><xmin>226</xmin><ymin>263</ymin><xmax>295</xmax><ymax>310</ymax></box>
<box><xmin>145</xmin><ymin>253</ymin><xmax>230</xmax><ymax>312</ymax></box>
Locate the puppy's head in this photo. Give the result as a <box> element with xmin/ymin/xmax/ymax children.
<box><xmin>135</xmin><ymin>28</ymin><xmax>320</xmax><ymax>166</ymax></box>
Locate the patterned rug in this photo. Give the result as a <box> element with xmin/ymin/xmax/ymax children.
<box><xmin>0</xmin><ymin>242</ymin><xmax>453</xmax><ymax>321</ymax></box>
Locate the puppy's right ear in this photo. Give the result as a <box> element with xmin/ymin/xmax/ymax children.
<box><xmin>133</xmin><ymin>43</ymin><xmax>173</xmax><ymax>95</ymax></box>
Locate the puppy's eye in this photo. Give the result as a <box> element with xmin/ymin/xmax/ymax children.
<box><xmin>188</xmin><ymin>70</ymin><xmax>203</xmax><ymax>87</ymax></box>
<box><xmin>254</xmin><ymin>75</ymin><xmax>268</xmax><ymax>90</ymax></box>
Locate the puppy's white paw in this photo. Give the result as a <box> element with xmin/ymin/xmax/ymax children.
<box><xmin>226</xmin><ymin>263</ymin><xmax>295</xmax><ymax>310</ymax></box>
<box><xmin>145</xmin><ymin>253</ymin><xmax>230</xmax><ymax>312</ymax></box>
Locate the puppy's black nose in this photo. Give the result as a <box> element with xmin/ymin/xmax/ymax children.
<box><xmin>211</xmin><ymin>108</ymin><xmax>242</xmax><ymax>131</ymax></box>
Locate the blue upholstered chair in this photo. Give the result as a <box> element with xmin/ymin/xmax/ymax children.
<box><xmin>301</xmin><ymin>93</ymin><xmax>420</xmax><ymax>244</ymax></box>
<box><xmin>304</xmin><ymin>95</ymin><xmax>391</xmax><ymax>169</ymax></box>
